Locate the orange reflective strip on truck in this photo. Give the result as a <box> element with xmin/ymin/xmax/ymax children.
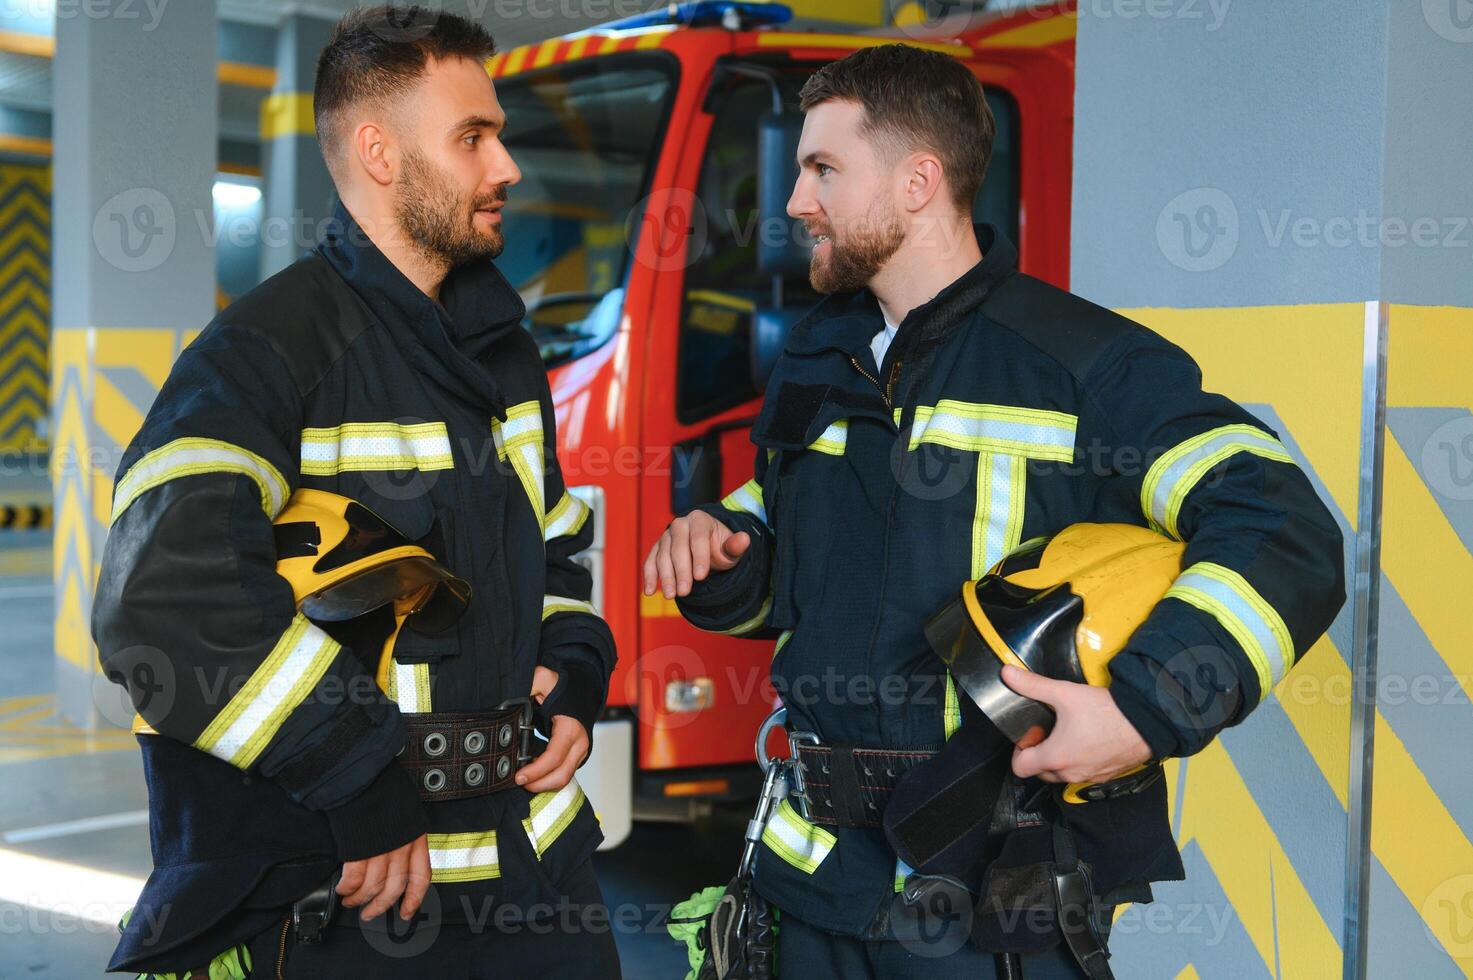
<box><xmin>488</xmin><ymin>27</ymin><xmax>676</xmax><ymax>80</ymax></box>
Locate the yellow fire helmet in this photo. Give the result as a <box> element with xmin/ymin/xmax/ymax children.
<box><xmin>132</xmin><ymin>490</ymin><xmax>470</xmax><ymax>736</ymax></box>
<box><xmin>924</xmin><ymin>522</ymin><xmax>1185</xmax><ymax>747</ymax></box>
<box><xmin>272</xmin><ymin>488</ymin><xmax>471</xmax><ymax>639</ymax></box>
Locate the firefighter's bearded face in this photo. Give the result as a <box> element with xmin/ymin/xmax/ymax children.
<box><xmin>788</xmin><ymin>99</ymin><xmax>906</xmax><ymax>294</ymax></box>
<box><xmin>392</xmin><ymin>56</ymin><xmax>520</xmax><ymax>267</ymax></box>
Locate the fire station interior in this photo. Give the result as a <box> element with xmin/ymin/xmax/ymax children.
<box><xmin>2</xmin><ymin>0</ymin><xmax>1470</xmax><ymax>978</ymax></box>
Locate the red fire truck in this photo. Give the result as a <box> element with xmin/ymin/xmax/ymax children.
<box><xmin>489</xmin><ymin>0</ymin><xmax>1077</xmax><ymax>846</ymax></box>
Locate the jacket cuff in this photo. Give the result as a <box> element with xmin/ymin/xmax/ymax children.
<box><xmin>536</xmin><ymin>654</ymin><xmax>606</xmax><ymax>741</ymax></box>
<box><xmin>1107</xmin><ymin>669</ymin><xmax>1181</xmax><ymax>762</ymax></box>
<box><xmin>676</xmin><ymin>511</ymin><xmax>770</xmax><ymax>627</ymax></box>
<box><xmin>324</xmin><ymin>760</ymin><xmax>429</xmax><ymax>861</ymax></box>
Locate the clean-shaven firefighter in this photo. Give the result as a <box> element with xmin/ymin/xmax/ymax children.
<box><xmin>644</xmin><ymin>45</ymin><xmax>1344</xmax><ymax>979</ymax></box>
<box><xmin>94</xmin><ymin>7</ymin><xmax>619</xmax><ymax>977</ymax></box>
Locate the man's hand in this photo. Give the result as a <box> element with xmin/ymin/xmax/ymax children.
<box><xmin>1002</xmin><ymin>665</ymin><xmax>1152</xmax><ymax>786</ymax></box>
<box><xmin>337</xmin><ymin>834</ymin><xmax>430</xmax><ymax>922</ymax></box>
<box><xmin>516</xmin><ymin>665</ymin><xmax>590</xmax><ymax>793</ymax></box>
<box><xmin>643</xmin><ymin>510</ymin><xmax>750</xmax><ymax>599</ymax></box>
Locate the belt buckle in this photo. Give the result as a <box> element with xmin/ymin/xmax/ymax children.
<box><xmin>787</xmin><ymin>730</ymin><xmax>820</xmax><ymax>822</ymax></box>
<box><xmin>497</xmin><ymin>697</ymin><xmax>536</xmax><ymax>767</ymax></box>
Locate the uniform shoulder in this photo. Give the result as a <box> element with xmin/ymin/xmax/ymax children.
<box><xmin>198</xmin><ymin>253</ymin><xmax>374</xmax><ymax>398</ymax></box>
<box><xmin>979</xmin><ymin>272</ymin><xmax>1181</xmax><ymax>383</ymax></box>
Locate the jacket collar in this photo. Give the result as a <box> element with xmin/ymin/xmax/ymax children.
<box><xmin>784</xmin><ymin>223</ymin><xmax>1018</xmax><ymax>358</ymax></box>
<box><xmin>315</xmin><ymin>201</ymin><xmax>527</xmax><ymax>414</ymax></box>
<box><xmin>315</xmin><ymin>200</ymin><xmax>527</xmax><ymax>363</ymax></box>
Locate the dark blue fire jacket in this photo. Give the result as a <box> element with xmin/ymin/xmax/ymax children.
<box><xmin>92</xmin><ymin>202</ymin><xmax>614</xmax><ymax>972</ymax></box>
<box><xmin>677</xmin><ymin>225</ymin><xmax>1345</xmax><ymax>940</ymax></box>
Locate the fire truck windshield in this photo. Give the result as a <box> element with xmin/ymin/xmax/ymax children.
<box><xmin>494</xmin><ymin>55</ymin><xmax>677</xmax><ymax>366</ymax></box>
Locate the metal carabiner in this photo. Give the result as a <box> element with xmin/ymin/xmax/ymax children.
<box><xmin>754</xmin><ymin>706</ymin><xmax>788</xmax><ymax>774</ymax></box>
<box><xmin>785</xmin><ymin>729</ymin><xmax>820</xmax><ymax>821</ymax></box>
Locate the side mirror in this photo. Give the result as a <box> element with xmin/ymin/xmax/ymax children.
<box><xmin>756</xmin><ymin>111</ymin><xmax>809</xmax><ymax>278</ymax></box>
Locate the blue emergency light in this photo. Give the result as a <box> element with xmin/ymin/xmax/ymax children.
<box><xmin>600</xmin><ymin>1</ymin><xmax>794</xmax><ymax>32</ymax></box>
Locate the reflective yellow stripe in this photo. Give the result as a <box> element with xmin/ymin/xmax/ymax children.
<box><xmin>544</xmin><ymin>490</ymin><xmax>591</xmax><ymax>542</ymax></box>
<box><xmin>1141</xmin><ymin>424</ymin><xmax>1294</xmax><ymax>539</ymax></box>
<box><xmin>543</xmin><ymin>595</ymin><xmax>598</xmax><ymax>620</ymax></box>
<box><xmin>522</xmin><ymin>779</ymin><xmax>586</xmax><ymax>858</ymax></box>
<box><xmin>194</xmin><ymin>615</ymin><xmax>340</xmax><ymax>769</ymax></box>
<box><xmin>772</xmin><ymin>630</ymin><xmax>793</xmax><ymax>662</ymax></box>
<box><xmin>492</xmin><ymin>401</ymin><xmax>546</xmax><ymax>526</ymax></box>
<box><xmin>910</xmin><ymin>400</ymin><xmax>1077</xmax><ymax>461</ymax></box>
<box><xmin>944</xmin><ymin>674</ymin><xmax>962</xmax><ymax>739</ymax></box>
<box><xmin>386</xmin><ymin>660</ymin><xmax>431</xmax><ymax>713</ymax></box>
<box><xmin>970</xmin><ymin>452</ymin><xmax>1027</xmax><ymax>579</ymax></box>
<box><xmin>720</xmin><ymin>478</ymin><xmax>766</xmax><ymax>524</ymax></box>
<box><xmin>807</xmin><ymin>419</ymin><xmax>848</xmax><ymax>456</ymax></box>
<box><xmin>762</xmin><ymin>800</ymin><xmax>835</xmax><ymax>874</ymax></box>
<box><xmin>1165</xmin><ymin>562</ymin><xmax>1294</xmax><ymax>698</ymax></box>
<box><xmin>427</xmin><ymin>829</ymin><xmax>500</xmax><ymax>883</ymax></box>
<box><xmin>111</xmin><ymin>437</ymin><xmax>290</xmax><ymax>524</ymax></box>
<box><xmin>299</xmin><ymin>421</ymin><xmax>454</xmax><ymax>476</ymax></box>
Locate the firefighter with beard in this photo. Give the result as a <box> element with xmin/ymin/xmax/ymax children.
<box><xmin>644</xmin><ymin>45</ymin><xmax>1344</xmax><ymax>978</ymax></box>
<box><xmin>95</xmin><ymin>6</ymin><xmax>620</xmax><ymax>977</ymax></box>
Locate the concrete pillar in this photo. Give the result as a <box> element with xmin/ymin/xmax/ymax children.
<box><xmin>1070</xmin><ymin>3</ymin><xmax>1473</xmax><ymax>977</ymax></box>
<box><xmin>51</xmin><ymin>0</ymin><xmax>217</xmax><ymax>726</ymax></box>
<box><xmin>258</xmin><ymin>11</ymin><xmax>338</xmax><ymax>279</ymax></box>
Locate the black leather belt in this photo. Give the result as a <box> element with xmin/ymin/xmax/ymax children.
<box><xmin>398</xmin><ymin>700</ymin><xmax>535</xmax><ymax>801</ymax></box>
<box><xmin>791</xmin><ymin>742</ymin><xmax>938</xmax><ymax>829</ymax></box>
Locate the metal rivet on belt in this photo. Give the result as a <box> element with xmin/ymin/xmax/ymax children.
<box><xmin>423</xmin><ymin>768</ymin><xmax>446</xmax><ymax>793</ymax></box>
<box><xmin>464</xmin><ymin>763</ymin><xmax>485</xmax><ymax>787</ymax></box>
<box><xmin>497</xmin><ymin>723</ymin><xmax>513</xmax><ymax>748</ymax></box>
<box><xmin>496</xmin><ymin>756</ymin><xmax>511</xmax><ymax>780</ymax></box>
<box><xmin>464</xmin><ymin>731</ymin><xmax>486</xmax><ymax>754</ymax></box>
<box><xmin>423</xmin><ymin>732</ymin><xmax>448</xmax><ymax>757</ymax></box>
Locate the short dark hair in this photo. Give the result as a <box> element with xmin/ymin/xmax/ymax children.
<box><xmin>798</xmin><ymin>44</ymin><xmax>995</xmax><ymax>212</ymax></box>
<box><xmin>314</xmin><ymin>4</ymin><xmax>498</xmax><ymax>175</ymax></box>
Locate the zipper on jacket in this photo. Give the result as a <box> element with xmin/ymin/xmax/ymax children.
<box><xmin>848</xmin><ymin>355</ymin><xmax>892</xmax><ymax>409</ymax></box>
<box><xmin>884</xmin><ymin>357</ymin><xmax>904</xmax><ymax>406</ymax></box>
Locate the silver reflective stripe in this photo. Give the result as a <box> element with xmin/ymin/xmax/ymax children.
<box><xmin>1142</xmin><ymin>424</ymin><xmax>1293</xmax><ymax>539</ymax></box>
<box><xmin>298</xmin><ymin>422</ymin><xmax>454</xmax><ymax>476</ymax></box>
<box><xmin>523</xmin><ymin>779</ymin><xmax>586</xmax><ymax>858</ymax></box>
<box><xmin>1165</xmin><ymin>562</ymin><xmax>1293</xmax><ymax>697</ymax></box>
<box><xmin>909</xmin><ymin>401</ymin><xmax>1077</xmax><ymax>461</ymax></box>
<box><xmin>112</xmin><ymin>437</ymin><xmax>289</xmax><ymax>524</ymax></box>
<box><xmin>720</xmin><ymin>479</ymin><xmax>766</xmax><ymax>524</ymax></box>
<box><xmin>544</xmin><ymin>491</ymin><xmax>591</xmax><ymax>542</ymax></box>
<box><xmin>427</xmin><ymin>830</ymin><xmax>500</xmax><ymax>883</ymax></box>
<box><xmin>194</xmin><ymin>615</ymin><xmax>340</xmax><ymax>769</ymax></box>
<box><xmin>543</xmin><ymin>595</ymin><xmax>597</xmax><ymax>619</ymax></box>
<box><xmin>761</xmin><ymin>800</ymin><xmax>835</xmax><ymax>874</ymax></box>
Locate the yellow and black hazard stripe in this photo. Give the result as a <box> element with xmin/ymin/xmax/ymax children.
<box><xmin>0</xmin><ymin>503</ymin><xmax>49</xmax><ymax>529</ymax></box>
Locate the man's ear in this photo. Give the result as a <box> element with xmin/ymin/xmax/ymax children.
<box><xmin>901</xmin><ymin>151</ymin><xmax>945</xmax><ymax>214</ymax></box>
<box><xmin>353</xmin><ymin>120</ymin><xmax>394</xmax><ymax>188</ymax></box>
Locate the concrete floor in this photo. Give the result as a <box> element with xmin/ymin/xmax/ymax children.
<box><xmin>0</xmin><ymin>529</ymin><xmax>748</xmax><ymax>979</ymax></box>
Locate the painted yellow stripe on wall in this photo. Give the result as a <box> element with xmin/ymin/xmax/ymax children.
<box><xmin>260</xmin><ymin>92</ymin><xmax>314</xmax><ymax>140</ymax></box>
<box><xmin>1371</xmin><ymin>716</ymin><xmax>1473</xmax><ymax>975</ymax></box>
<box><xmin>1386</xmin><ymin>305</ymin><xmax>1473</xmax><ymax>407</ymax></box>
<box><xmin>1116</xmin><ymin>304</ymin><xmax>1365</xmax><ymax>527</ymax></box>
<box><xmin>1382</xmin><ymin>432</ymin><xmax>1473</xmax><ymax>702</ymax></box>
<box><xmin>1274</xmin><ymin>634</ymin><xmax>1352</xmax><ymax>810</ymax></box>
<box><xmin>1177</xmin><ymin>740</ymin><xmax>1342</xmax><ymax>976</ymax></box>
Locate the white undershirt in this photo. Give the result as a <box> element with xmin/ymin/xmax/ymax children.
<box><xmin>870</xmin><ymin>311</ymin><xmax>899</xmax><ymax>370</ymax></box>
